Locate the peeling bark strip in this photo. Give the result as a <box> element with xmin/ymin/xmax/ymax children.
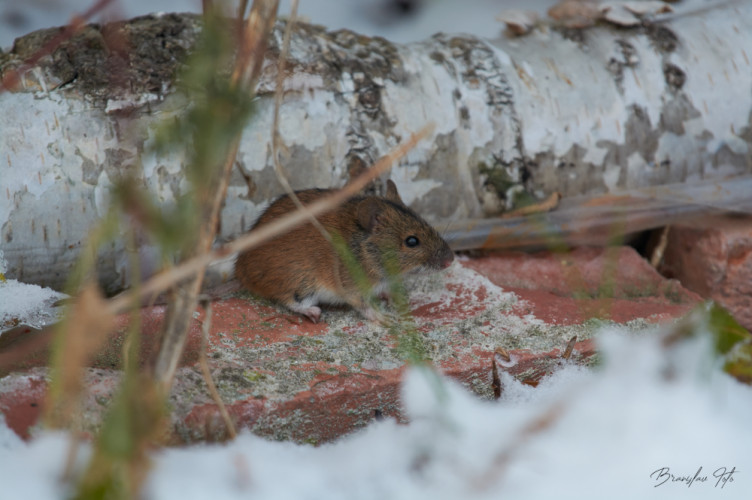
<box><xmin>1</xmin><ymin>3</ymin><xmax>752</xmax><ymax>292</ymax></box>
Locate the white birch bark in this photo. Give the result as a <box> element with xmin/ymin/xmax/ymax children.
<box><xmin>1</xmin><ymin>1</ymin><xmax>750</xmax><ymax>292</ymax></box>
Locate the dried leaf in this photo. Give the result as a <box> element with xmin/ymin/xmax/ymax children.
<box><xmin>601</xmin><ymin>1</ymin><xmax>673</xmax><ymax>26</ymax></box>
<box><xmin>706</xmin><ymin>303</ymin><xmax>750</xmax><ymax>356</ymax></box>
<box><xmin>502</xmin><ymin>192</ymin><xmax>562</xmax><ymax>218</ymax></box>
<box><xmin>495</xmin><ymin>346</ymin><xmax>511</xmax><ymax>362</ymax></box>
<box><xmin>496</xmin><ymin>9</ymin><xmax>539</xmax><ymax>36</ymax></box>
<box><xmin>562</xmin><ymin>336</ymin><xmax>577</xmax><ymax>359</ymax></box>
<box><xmin>492</xmin><ymin>352</ymin><xmax>501</xmax><ymax>399</ymax></box>
<box><xmin>601</xmin><ymin>4</ymin><xmax>641</xmax><ymax>26</ymax></box>
<box><xmin>492</xmin><ymin>347</ymin><xmax>515</xmax><ymax>399</ymax></box>
<box><xmin>623</xmin><ymin>1</ymin><xmax>673</xmax><ymax>15</ymax></box>
<box><xmin>548</xmin><ymin>0</ymin><xmax>601</xmax><ymax>28</ymax></box>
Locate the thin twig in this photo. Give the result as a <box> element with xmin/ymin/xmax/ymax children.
<box><xmin>107</xmin><ymin>123</ymin><xmax>433</xmax><ymax>316</ymax></box>
<box><xmin>197</xmin><ymin>300</ymin><xmax>237</xmax><ymax>440</ymax></box>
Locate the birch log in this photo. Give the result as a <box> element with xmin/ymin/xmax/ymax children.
<box><xmin>1</xmin><ymin>2</ymin><xmax>751</xmax><ymax>293</ymax></box>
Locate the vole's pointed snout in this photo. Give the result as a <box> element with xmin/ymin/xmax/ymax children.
<box><xmin>439</xmin><ymin>245</ymin><xmax>454</xmax><ymax>269</ymax></box>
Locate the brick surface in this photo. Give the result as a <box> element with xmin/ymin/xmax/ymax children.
<box><xmin>658</xmin><ymin>214</ymin><xmax>752</xmax><ymax>330</ymax></box>
<box><xmin>0</xmin><ymin>247</ymin><xmax>701</xmax><ymax>443</ymax></box>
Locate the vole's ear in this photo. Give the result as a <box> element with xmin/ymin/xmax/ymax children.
<box><xmin>385</xmin><ymin>179</ymin><xmax>405</xmax><ymax>205</ymax></box>
<box><xmin>357</xmin><ymin>198</ymin><xmax>384</xmax><ymax>232</ymax></box>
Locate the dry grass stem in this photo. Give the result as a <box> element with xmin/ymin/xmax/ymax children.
<box><xmin>272</xmin><ymin>0</ymin><xmax>323</xmax><ymax>230</ymax></box>
<box><xmin>232</xmin><ymin>0</ymin><xmax>280</xmax><ymax>89</ymax></box>
<box><xmin>197</xmin><ymin>300</ymin><xmax>237</xmax><ymax>440</ymax></box>
<box><xmin>236</xmin><ymin>0</ymin><xmax>250</xmax><ymax>25</ymax></box>
<box><xmin>154</xmin><ymin>0</ymin><xmax>280</xmax><ymax>388</ymax></box>
<box><xmin>271</xmin><ymin>0</ymin><xmax>323</xmax><ymax>233</ymax></box>
<box><xmin>650</xmin><ymin>225</ymin><xmax>670</xmax><ymax>268</ymax></box>
<box><xmin>269</xmin><ymin>0</ymin><xmax>351</xmax><ymax>292</ymax></box>
<box><xmin>475</xmin><ymin>400</ymin><xmax>566</xmax><ymax>490</ymax></box>
<box><xmin>61</xmin><ymin>432</ymin><xmax>84</xmax><ymax>482</ymax></box>
<box><xmin>45</xmin><ymin>281</ymin><xmax>115</xmax><ymax>427</ymax></box>
<box><xmin>107</xmin><ymin>123</ymin><xmax>434</xmax><ymax>316</ymax></box>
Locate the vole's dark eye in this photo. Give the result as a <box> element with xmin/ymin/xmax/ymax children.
<box><xmin>405</xmin><ymin>236</ymin><xmax>419</xmax><ymax>248</ymax></box>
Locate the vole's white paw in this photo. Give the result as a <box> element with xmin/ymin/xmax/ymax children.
<box><xmin>289</xmin><ymin>303</ymin><xmax>322</xmax><ymax>323</ymax></box>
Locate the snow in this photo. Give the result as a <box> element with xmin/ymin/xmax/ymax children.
<box><xmin>1</xmin><ymin>325</ymin><xmax>749</xmax><ymax>499</ymax></box>
<box><xmin>0</xmin><ymin>251</ymin><xmax>66</xmax><ymax>333</ymax></box>
<box><xmin>0</xmin><ymin>277</ymin><xmax>67</xmax><ymax>333</ymax></box>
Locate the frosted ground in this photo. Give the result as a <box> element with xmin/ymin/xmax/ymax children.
<box><xmin>1</xmin><ymin>272</ymin><xmax>750</xmax><ymax>499</ymax></box>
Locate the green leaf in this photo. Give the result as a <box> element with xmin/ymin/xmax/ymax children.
<box><xmin>706</xmin><ymin>302</ymin><xmax>751</xmax><ymax>355</ymax></box>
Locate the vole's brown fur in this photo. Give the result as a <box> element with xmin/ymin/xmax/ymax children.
<box><xmin>234</xmin><ymin>180</ymin><xmax>454</xmax><ymax>322</ymax></box>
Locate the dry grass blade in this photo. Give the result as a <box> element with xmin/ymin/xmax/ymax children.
<box><xmin>45</xmin><ymin>281</ymin><xmax>114</xmax><ymax>427</ymax></box>
<box><xmin>107</xmin><ymin>123</ymin><xmax>434</xmax><ymax>317</ymax></box>
<box><xmin>198</xmin><ymin>300</ymin><xmax>237</xmax><ymax>440</ymax></box>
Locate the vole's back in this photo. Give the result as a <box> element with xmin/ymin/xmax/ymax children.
<box><xmin>235</xmin><ymin>189</ymin><xmax>353</xmax><ymax>304</ymax></box>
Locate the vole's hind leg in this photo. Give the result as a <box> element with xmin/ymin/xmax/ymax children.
<box><xmin>289</xmin><ymin>304</ymin><xmax>322</xmax><ymax>323</ymax></box>
<box><xmin>286</xmin><ymin>299</ymin><xmax>321</xmax><ymax>323</ymax></box>
<box><xmin>285</xmin><ymin>292</ymin><xmax>322</xmax><ymax>323</ymax></box>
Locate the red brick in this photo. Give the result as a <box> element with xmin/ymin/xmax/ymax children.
<box><xmin>658</xmin><ymin>215</ymin><xmax>752</xmax><ymax>330</ymax></box>
<box><xmin>0</xmin><ymin>247</ymin><xmax>701</xmax><ymax>443</ymax></box>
